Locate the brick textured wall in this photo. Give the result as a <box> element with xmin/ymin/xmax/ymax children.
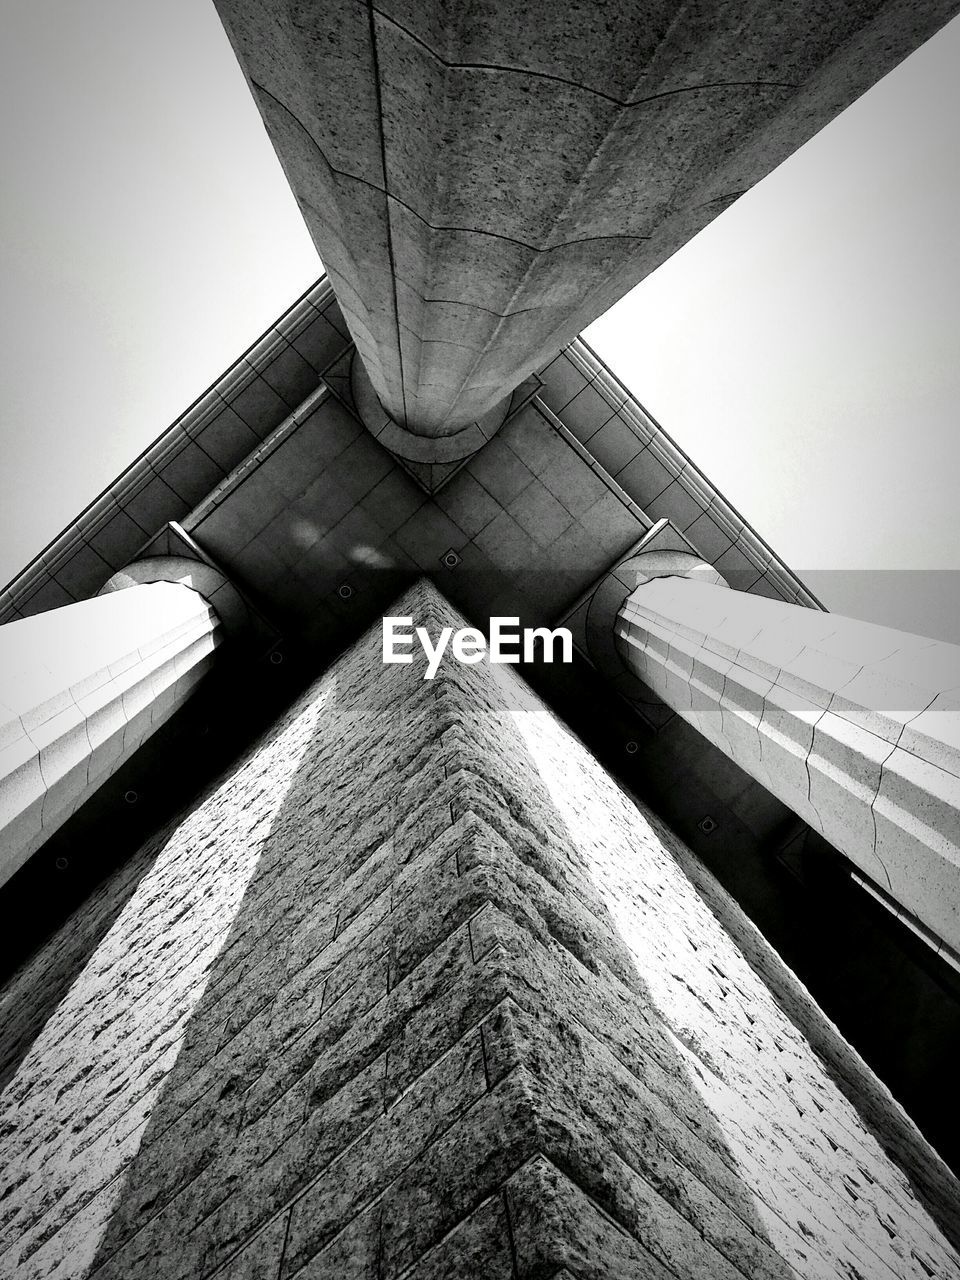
<box><xmin>1</xmin><ymin>580</ymin><xmax>959</xmax><ymax>1279</ymax></box>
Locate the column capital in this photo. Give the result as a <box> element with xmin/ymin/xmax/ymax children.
<box><xmin>101</xmin><ymin>554</ymin><xmax>247</xmax><ymax>639</ymax></box>
<box><xmin>350</xmin><ymin>351</ymin><xmax>511</xmax><ymax>491</ymax></box>
<box><xmin>99</xmin><ymin>520</ymin><xmax>280</xmax><ymax>654</ymax></box>
<box><xmin>561</xmin><ymin>519</ymin><xmax>726</xmax><ymax>725</ymax></box>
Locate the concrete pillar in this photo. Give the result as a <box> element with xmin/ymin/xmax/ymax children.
<box><xmin>1</xmin><ymin>580</ymin><xmax>959</xmax><ymax>1278</ymax></box>
<box><xmin>616</xmin><ymin>576</ymin><xmax>960</xmax><ymax>960</ymax></box>
<box><xmin>213</xmin><ymin>0</ymin><xmax>958</xmax><ymax>447</ymax></box>
<box><xmin>0</xmin><ymin>581</ymin><xmax>221</xmax><ymax>886</ymax></box>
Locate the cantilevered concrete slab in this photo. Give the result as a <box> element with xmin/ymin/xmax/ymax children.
<box><xmin>214</xmin><ymin>0</ymin><xmax>959</xmax><ymax>447</ymax></box>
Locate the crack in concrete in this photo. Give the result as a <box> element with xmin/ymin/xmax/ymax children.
<box><xmin>394</xmin><ymin>276</ymin><xmax>540</xmax><ymax>322</ymax></box>
<box><xmin>868</xmin><ymin>742</ymin><xmax>898</xmax><ymax>892</ymax></box>
<box><xmin>249</xmin><ymin>85</ymin><xmax>649</xmax><ymax>257</ymax></box>
<box><xmin>372</xmin><ymin>5</ymin><xmax>799</xmax><ymax>111</ymax></box>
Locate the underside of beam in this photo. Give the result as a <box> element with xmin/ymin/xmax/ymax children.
<box><xmin>214</xmin><ymin>0</ymin><xmax>959</xmax><ymax>439</ymax></box>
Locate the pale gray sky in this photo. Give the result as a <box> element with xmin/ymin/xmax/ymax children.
<box><xmin>586</xmin><ymin>16</ymin><xmax>960</xmax><ymax>575</ymax></box>
<box><xmin>1</xmin><ymin>2</ymin><xmax>958</xmax><ymax>637</ymax></box>
<box><xmin>0</xmin><ymin>0</ymin><xmax>319</xmax><ymax>580</ymax></box>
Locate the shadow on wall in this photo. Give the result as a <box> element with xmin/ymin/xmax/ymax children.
<box><xmin>1</xmin><ymin>582</ymin><xmax>958</xmax><ymax>1280</ymax></box>
<box><xmin>0</xmin><ymin>651</ymin><xmax>314</xmax><ymax>1095</ymax></box>
<box><xmin>0</xmin><ymin>830</ymin><xmax>166</xmax><ymax>1095</ymax></box>
<box><xmin>0</xmin><ymin>674</ymin><xmax>341</xmax><ymax>1280</ymax></box>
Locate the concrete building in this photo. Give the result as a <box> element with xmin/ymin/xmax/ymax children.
<box><xmin>1</xmin><ymin>4</ymin><xmax>960</xmax><ymax>1278</ymax></box>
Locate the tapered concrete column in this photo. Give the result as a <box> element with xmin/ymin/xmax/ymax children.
<box><xmin>0</xmin><ymin>582</ymin><xmax>221</xmax><ymax>885</ymax></box>
<box><xmin>616</xmin><ymin>578</ymin><xmax>960</xmax><ymax>958</ymax></box>
<box><xmin>214</xmin><ymin>0</ymin><xmax>958</xmax><ymax>444</ymax></box>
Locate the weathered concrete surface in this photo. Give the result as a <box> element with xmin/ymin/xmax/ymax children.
<box><xmin>213</xmin><ymin>0</ymin><xmax>959</xmax><ymax>440</ymax></box>
<box><xmin>1</xmin><ymin>581</ymin><xmax>959</xmax><ymax>1279</ymax></box>
<box><xmin>617</xmin><ymin>576</ymin><xmax>960</xmax><ymax>963</ymax></box>
<box><xmin>0</xmin><ymin>582</ymin><xmax>220</xmax><ymax>888</ymax></box>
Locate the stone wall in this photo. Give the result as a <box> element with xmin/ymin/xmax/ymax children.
<box><xmin>1</xmin><ymin>580</ymin><xmax>958</xmax><ymax>1279</ymax></box>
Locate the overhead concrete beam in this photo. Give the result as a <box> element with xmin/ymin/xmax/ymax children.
<box><xmin>215</xmin><ymin>0</ymin><xmax>959</xmax><ymax>445</ymax></box>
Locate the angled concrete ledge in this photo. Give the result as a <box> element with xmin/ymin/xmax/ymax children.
<box><xmin>615</xmin><ymin>577</ymin><xmax>960</xmax><ymax>959</ymax></box>
<box><xmin>0</xmin><ymin>277</ymin><xmax>347</xmax><ymax>627</ymax></box>
<box><xmin>0</xmin><ymin>582</ymin><xmax>221</xmax><ymax>886</ymax></box>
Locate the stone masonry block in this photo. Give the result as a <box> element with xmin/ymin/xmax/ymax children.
<box><xmin>1</xmin><ymin>581</ymin><xmax>959</xmax><ymax>1280</ymax></box>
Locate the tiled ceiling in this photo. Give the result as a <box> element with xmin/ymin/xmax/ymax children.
<box><xmin>1</xmin><ymin>276</ymin><xmax>819</xmax><ymax>674</ymax></box>
<box><xmin>185</xmin><ymin>379</ymin><xmax>648</xmax><ymax>658</ymax></box>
